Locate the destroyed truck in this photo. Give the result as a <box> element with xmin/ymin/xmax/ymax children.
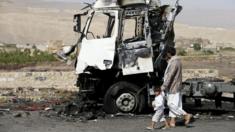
<box><xmin>57</xmin><ymin>0</ymin><xmax>183</xmax><ymax>114</ymax></box>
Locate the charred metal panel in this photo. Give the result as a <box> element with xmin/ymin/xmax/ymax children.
<box><xmin>119</xmin><ymin>41</ymin><xmax>153</xmax><ymax>75</ymax></box>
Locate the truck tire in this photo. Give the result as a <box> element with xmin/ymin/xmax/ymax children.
<box><xmin>103</xmin><ymin>81</ymin><xmax>146</xmax><ymax>114</ymax></box>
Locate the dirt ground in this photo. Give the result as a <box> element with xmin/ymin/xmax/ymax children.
<box><xmin>182</xmin><ymin>54</ymin><xmax>235</xmax><ymax>79</ymax></box>
<box><xmin>0</xmin><ymin>111</ymin><xmax>235</xmax><ymax>132</ymax></box>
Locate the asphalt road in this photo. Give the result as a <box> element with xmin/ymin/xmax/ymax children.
<box><xmin>0</xmin><ymin>112</ymin><xmax>235</xmax><ymax>132</ymax></box>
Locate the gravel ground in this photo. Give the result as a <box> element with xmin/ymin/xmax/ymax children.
<box><xmin>0</xmin><ymin>111</ymin><xmax>235</xmax><ymax>132</ymax></box>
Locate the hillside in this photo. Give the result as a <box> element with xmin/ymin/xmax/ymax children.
<box><xmin>0</xmin><ymin>1</ymin><xmax>235</xmax><ymax>48</ymax></box>
<box><xmin>175</xmin><ymin>24</ymin><xmax>235</xmax><ymax>48</ymax></box>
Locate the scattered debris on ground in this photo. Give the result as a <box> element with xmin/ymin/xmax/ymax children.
<box><xmin>40</xmin><ymin>94</ymin><xmax>106</xmax><ymax>122</ymax></box>
<box><xmin>0</xmin><ymin>92</ymin><xmax>106</xmax><ymax>122</ymax></box>
<box><xmin>1</xmin><ymin>92</ymin><xmax>235</xmax><ymax>123</ymax></box>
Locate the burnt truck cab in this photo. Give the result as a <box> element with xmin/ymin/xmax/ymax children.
<box><xmin>60</xmin><ymin>0</ymin><xmax>182</xmax><ymax>114</ymax></box>
<box><xmin>76</xmin><ymin>5</ymin><xmax>153</xmax><ymax>75</ymax></box>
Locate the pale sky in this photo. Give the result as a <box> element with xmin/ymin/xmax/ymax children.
<box><xmin>43</xmin><ymin>0</ymin><xmax>235</xmax><ymax>11</ymax></box>
<box><xmin>44</xmin><ymin>0</ymin><xmax>235</xmax><ymax>10</ymax></box>
<box><xmin>164</xmin><ymin>0</ymin><xmax>235</xmax><ymax>10</ymax></box>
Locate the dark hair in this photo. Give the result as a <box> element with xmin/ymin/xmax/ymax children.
<box><xmin>162</xmin><ymin>46</ymin><xmax>176</xmax><ymax>58</ymax></box>
<box><xmin>154</xmin><ymin>87</ymin><xmax>161</xmax><ymax>93</ymax></box>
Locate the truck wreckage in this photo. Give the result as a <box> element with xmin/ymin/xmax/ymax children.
<box><xmin>57</xmin><ymin>0</ymin><xmax>235</xmax><ymax>114</ymax></box>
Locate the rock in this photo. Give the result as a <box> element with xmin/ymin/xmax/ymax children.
<box><xmin>193</xmin><ymin>113</ymin><xmax>200</xmax><ymax>119</ymax></box>
<box><xmin>45</xmin><ymin>107</ymin><xmax>53</xmax><ymax>111</ymax></box>
<box><xmin>0</xmin><ymin>108</ymin><xmax>10</xmax><ymax>112</ymax></box>
<box><xmin>115</xmin><ymin>113</ymin><xmax>135</xmax><ymax>117</ymax></box>
<box><xmin>24</xmin><ymin>112</ymin><xmax>31</xmax><ymax>117</ymax></box>
<box><xmin>13</xmin><ymin>112</ymin><xmax>22</xmax><ymax>118</ymax></box>
<box><xmin>0</xmin><ymin>112</ymin><xmax>4</xmax><ymax>116</ymax></box>
<box><xmin>227</xmin><ymin>115</ymin><xmax>234</xmax><ymax>119</ymax></box>
<box><xmin>92</xmin><ymin>119</ymin><xmax>98</xmax><ymax>122</ymax></box>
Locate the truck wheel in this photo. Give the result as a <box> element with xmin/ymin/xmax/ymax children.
<box><xmin>103</xmin><ymin>81</ymin><xmax>146</xmax><ymax>114</ymax></box>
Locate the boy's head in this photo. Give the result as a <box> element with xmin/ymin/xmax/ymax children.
<box><xmin>154</xmin><ymin>86</ymin><xmax>162</xmax><ymax>96</ymax></box>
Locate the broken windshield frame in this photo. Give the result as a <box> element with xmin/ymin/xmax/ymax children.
<box><xmin>85</xmin><ymin>11</ymin><xmax>117</xmax><ymax>40</ymax></box>
<box><xmin>122</xmin><ymin>16</ymin><xmax>145</xmax><ymax>43</ymax></box>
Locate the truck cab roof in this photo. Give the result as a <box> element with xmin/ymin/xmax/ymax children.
<box><xmin>94</xmin><ymin>0</ymin><xmax>147</xmax><ymax>9</ymax></box>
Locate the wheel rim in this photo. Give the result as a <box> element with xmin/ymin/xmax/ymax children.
<box><xmin>115</xmin><ymin>93</ymin><xmax>136</xmax><ymax>112</ymax></box>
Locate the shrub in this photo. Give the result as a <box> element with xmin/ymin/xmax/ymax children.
<box><xmin>177</xmin><ymin>48</ymin><xmax>187</xmax><ymax>56</ymax></box>
<box><xmin>203</xmin><ymin>50</ymin><xmax>214</xmax><ymax>55</ymax></box>
<box><xmin>221</xmin><ymin>47</ymin><xmax>235</xmax><ymax>51</ymax></box>
<box><xmin>193</xmin><ymin>43</ymin><xmax>202</xmax><ymax>51</ymax></box>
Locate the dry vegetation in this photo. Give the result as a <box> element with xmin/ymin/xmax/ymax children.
<box><xmin>0</xmin><ymin>49</ymin><xmax>57</xmax><ymax>65</ymax></box>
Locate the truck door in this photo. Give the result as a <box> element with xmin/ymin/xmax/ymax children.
<box><xmin>76</xmin><ymin>10</ymin><xmax>119</xmax><ymax>74</ymax></box>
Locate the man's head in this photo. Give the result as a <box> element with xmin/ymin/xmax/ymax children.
<box><xmin>162</xmin><ymin>46</ymin><xmax>176</xmax><ymax>61</ymax></box>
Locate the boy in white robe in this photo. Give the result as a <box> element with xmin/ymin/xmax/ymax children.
<box><xmin>146</xmin><ymin>87</ymin><xmax>169</xmax><ymax>130</ymax></box>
